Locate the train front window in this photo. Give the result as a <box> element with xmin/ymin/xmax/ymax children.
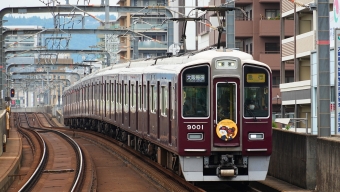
<box><xmin>216</xmin><ymin>83</ymin><xmax>236</xmax><ymax>122</ymax></box>
<box><xmin>243</xmin><ymin>65</ymin><xmax>270</xmax><ymax>118</ymax></box>
<box><xmin>182</xmin><ymin>65</ymin><xmax>209</xmax><ymax>118</ymax></box>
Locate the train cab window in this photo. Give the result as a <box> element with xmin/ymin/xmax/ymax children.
<box><xmin>216</xmin><ymin>83</ymin><xmax>237</xmax><ymax>122</ymax></box>
<box><xmin>243</xmin><ymin>65</ymin><xmax>270</xmax><ymax>118</ymax></box>
<box><xmin>182</xmin><ymin>65</ymin><xmax>209</xmax><ymax>118</ymax></box>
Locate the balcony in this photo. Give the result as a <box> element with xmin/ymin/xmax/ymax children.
<box><xmin>282</xmin><ymin>30</ymin><xmax>315</xmax><ymax>60</ymax></box>
<box><xmin>138</xmin><ymin>41</ymin><xmax>167</xmax><ymax>50</ymax></box>
<box><xmin>117</xmin><ymin>13</ymin><xmax>127</xmax><ymax>21</ymax></box>
<box><xmin>258</xmin><ymin>18</ymin><xmax>293</xmax><ymax>37</ymax></box>
<box><xmin>280</xmin><ymin>80</ymin><xmax>311</xmax><ymax>105</ymax></box>
<box><xmin>117</xmin><ymin>41</ymin><xmax>128</xmax><ymax>53</ymax></box>
<box><xmin>235</xmin><ymin>20</ymin><xmax>253</xmax><ymax>37</ymax></box>
<box><xmin>259</xmin><ymin>52</ymin><xmax>295</xmax><ymax>71</ymax></box>
<box><xmin>259</xmin><ymin>0</ymin><xmax>280</xmax><ymax>2</ymax></box>
<box><xmin>132</xmin><ymin>23</ymin><xmax>167</xmax><ymax>31</ymax></box>
<box><xmin>259</xmin><ymin>19</ymin><xmax>280</xmax><ymax>37</ymax></box>
<box><xmin>235</xmin><ymin>0</ymin><xmax>253</xmax><ymax>4</ymax></box>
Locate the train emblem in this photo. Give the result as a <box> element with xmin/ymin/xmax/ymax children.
<box><xmin>216</xmin><ymin>119</ymin><xmax>238</xmax><ymax>141</ymax></box>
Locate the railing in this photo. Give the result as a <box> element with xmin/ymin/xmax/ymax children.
<box><xmin>138</xmin><ymin>41</ymin><xmax>167</xmax><ymax>49</ymax></box>
<box><xmin>132</xmin><ymin>23</ymin><xmax>167</xmax><ymax>30</ymax></box>
<box><xmin>260</xmin><ymin>51</ymin><xmax>280</xmax><ymax>54</ymax></box>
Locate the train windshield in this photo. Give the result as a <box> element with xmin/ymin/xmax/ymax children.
<box><xmin>182</xmin><ymin>65</ymin><xmax>209</xmax><ymax>117</ymax></box>
<box><xmin>243</xmin><ymin>65</ymin><xmax>270</xmax><ymax>118</ymax></box>
<box><xmin>216</xmin><ymin>82</ymin><xmax>237</xmax><ymax>122</ymax></box>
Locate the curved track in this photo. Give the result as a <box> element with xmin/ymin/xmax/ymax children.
<box><xmin>16</xmin><ymin>113</ymin><xmax>84</xmax><ymax>192</ymax></box>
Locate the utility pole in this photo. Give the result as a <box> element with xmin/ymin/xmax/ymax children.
<box><xmin>317</xmin><ymin>0</ymin><xmax>331</xmax><ymax>136</ymax></box>
<box><xmin>226</xmin><ymin>2</ymin><xmax>235</xmax><ymax>49</ymax></box>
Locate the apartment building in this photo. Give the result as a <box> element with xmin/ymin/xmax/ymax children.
<box><xmin>114</xmin><ymin>0</ymin><xmax>295</xmax><ymax>119</ymax></box>
<box><xmin>116</xmin><ymin>0</ymin><xmax>170</xmax><ymax>63</ymax></box>
<box><xmin>97</xmin><ymin>21</ymin><xmax>120</xmax><ymax>65</ymax></box>
<box><xmin>197</xmin><ymin>0</ymin><xmax>294</xmax><ymax>117</ymax></box>
<box><xmin>280</xmin><ymin>0</ymin><xmax>326</xmax><ymax>132</ymax></box>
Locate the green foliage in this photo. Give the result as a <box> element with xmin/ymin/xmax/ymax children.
<box><xmin>272</xmin><ymin>121</ymin><xmax>277</xmax><ymax>128</ymax></box>
<box><xmin>285</xmin><ymin>124</ymin><xmax>290</xmax><ymax>130</ymax></box>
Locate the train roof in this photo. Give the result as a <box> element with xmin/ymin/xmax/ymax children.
<box><xmin>64</xmin><ymin>49</ymin><xmax>270</xmax><ymax>92</ymax></box>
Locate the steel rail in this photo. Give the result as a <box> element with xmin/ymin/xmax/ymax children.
<box><xmin>33</xmin><ymin>112</ymin><xmax>84</xmax><ymax>192</ymax></box>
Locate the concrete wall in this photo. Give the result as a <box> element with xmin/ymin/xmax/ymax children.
<box><xmin>316</xmin><ymin>137</ymin><xmax>340</xmax><ymax>191</ymax></box>
<box><xmin>269</xmin><ymin>129</ymin><xmax>317</xmax><ymax>190</ymax></box>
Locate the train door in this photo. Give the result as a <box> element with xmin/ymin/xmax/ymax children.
<box><xmin>159</xmin><ymin>80</ymin><xmax>170</xmax><ymax>144</ymax></box>
<box><xmin>157</xmin><ymin>81</ymin><xmax>160</xmax><ymax>140</ymax></box>
<box><xmin>104</xmin><ymin>80</ymin><xmax>107</xmax><ymax>118</ymax></box>
<box><xmin>147</xmin><ymin>81</ymin><xmax>150</xmax><ymax>135</ymax></box>
<box><xmin>212</xmin><ymin>78</ymin><xmax>240</xmax><ymax>147</ymax></box>
<box><xmin>129</xmin><ymin>80</ymin><xmax>137</xmax><ymax>130</ymax></box>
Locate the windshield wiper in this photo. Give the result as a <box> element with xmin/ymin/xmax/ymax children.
<box><xmin>245</xmin><ymin>107</ymin><xmax>257</xmax><ymax>121</ymax></box>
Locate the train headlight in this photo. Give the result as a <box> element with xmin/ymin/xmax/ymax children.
<box><xmin>187</xmin><ymin>133</ymin><xmax>203</xmax><ymax>140</ymax></box>
<box><xmin>248</xmin><ymin>133</ymin><xmax>264</xmax><ymax>140</ymax></box>
<box><xmin>216</xmin><ymin>60</ymin><xmax>237</xmax><ymax>69</ymax></box>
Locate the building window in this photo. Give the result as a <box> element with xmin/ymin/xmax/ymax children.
<box><xmin>235</xmin><ymin>40</ymin><xmax>244</xmax><ymax>51</ymax></box>
<box><xmin>265</xmin><ymin>43</ymin><xmax>280</xmax><ymax>54</ymax></box>
<box><xmin>273</xmin><ymin>76</ymin><xmax>280</xmax><ymax>87</ymax></box>
<box><xmin>285</xmin><ymin>76</ymin><xmax>294</xmax><ymax>83</ymax></box>
<box><xmin>265</xmin><ymin>9</ymin><xmax>280</xmax><ymax>20</ymax></box>
<box><xmin>249</xmin><ymin>43</ymin><xmax>252</xmax><ymax>54</ymax></box>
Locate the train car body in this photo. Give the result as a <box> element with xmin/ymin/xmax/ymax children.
<box><xmin>63</xmin><ymin>49</ymin><xmax>272</xmax><ymax>181</ymax></box>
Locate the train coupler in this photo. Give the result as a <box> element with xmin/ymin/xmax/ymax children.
<box><xmin>216</xmin><ymin>166</ymin><xmax>237</xmax><ymax>177</ymax></box>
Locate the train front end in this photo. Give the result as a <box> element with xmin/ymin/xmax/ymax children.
<box><xmin>177</xmin><ymin>52</ymin><xmax>272</xmax><ymax>181</ymax></box>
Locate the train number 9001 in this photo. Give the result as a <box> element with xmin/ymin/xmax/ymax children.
<box><xmin>187</xmin><ymin>124</ymin><xmax>204</xmax><ymax>130</ymax></box>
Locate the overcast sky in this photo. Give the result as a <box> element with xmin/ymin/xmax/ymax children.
<box><xmin>0</xmin><ymin>0</ymin><xmax>117</xmax><ymax>16</ymax></box>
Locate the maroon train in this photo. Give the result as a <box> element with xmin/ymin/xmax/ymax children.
<box><xmin>63</xmin><ymin>49</ymin><xmax>272</xmax><ymax>181</ymax></box>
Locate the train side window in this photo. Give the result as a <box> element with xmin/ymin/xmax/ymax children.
<box><xmin>118</xmin><ymin>83</ymin><xmax>121</xmax><ymax>104</ymax></box>
<box><xmin>172</xmin><ymin>84</ymin><xmax>176</xmax><ymax>119</ymax></box>
<box><xmin>143</xmin><ymin>84</ymin><xmax>147</xmax><ymax>110</ymax></box>
<box><xmin>151</xmin><ymin>85</ymin><xmax>155</xmax><ymax>113</ymax></box>
<box><xmin>112</xmin><ymin>82</ymin><xmax>114</xmax><ymax>102</ymax></box>
<box><xmin>138</xmin><ymin>84</ymin><xmax>142</xmax><ymax>110</ymax></box>
<box><xmin>107</xmin><ymin>83</ymin><xmax>109</xmax><ymax>102</ymax></box>
<box><xmin>124</xmin><ymin>83</ymin><xmax>128</xmax><ymax>106</ymax></box>
<box><xmin>161</xmin><ymin>86</ymin><xmax>167</xmax><ymax>116</ymax></box>
<box><xmin>92</xmin><ymin>83</ymin><xmax>94</xmax><ymax>114</ymax></box>
<box><xmin>131</xmin><ymin>83</ymin><xmax>135</xmax><ymax>107</ymax></box>
<box><xmin>116</xmin><ymin>83</ymin><xmax>119</xmax><ymax>104</ymax></box>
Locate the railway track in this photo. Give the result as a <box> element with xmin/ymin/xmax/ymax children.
<box><xmin>15</xmin><ymin>113</ymin><xmax>84</xmax><ymax>192</ymax></box>
<box><xmin>11</xmin><ymin>112</ymin><xmax>261</xmax><ymax>191</ymax></box>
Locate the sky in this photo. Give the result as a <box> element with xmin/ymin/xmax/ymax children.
<box><xmin>0</xmin><ymin>0</ymin><xmax>117</xmax><ymax>17</ymax></box>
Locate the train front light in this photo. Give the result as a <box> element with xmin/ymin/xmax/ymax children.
<box><xmin>187</xmin><ymin>133</ymin><xmax>203</xmax><ymax>140</ymax></box>
<box><xmin>216</xmin><ymin>60</ymin><xmax>237</xmax><ymax>69</ymax></box>
<box><xmin>248</xmin><ymin>133</ymin><xmax>264</xmax><ymax>140</ymax></box>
